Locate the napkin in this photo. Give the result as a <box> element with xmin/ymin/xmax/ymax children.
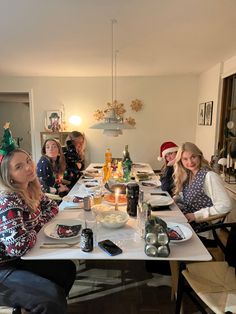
<box><xmin>56</xmin><ymin>224</ymin><xmax>81</xmax><ymax>238</ymax></box>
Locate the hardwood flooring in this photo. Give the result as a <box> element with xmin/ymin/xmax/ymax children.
<box><xmin>67</xmin><ymin>260</ymin><xmax>199</xmax><ymax>314</ymax></box>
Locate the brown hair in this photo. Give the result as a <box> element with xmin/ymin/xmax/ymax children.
<box><xmin>41</xmin><ymin>139</ymin><xmax>66</xmax><ymax>176</ymax></box>
<box><xmin>173</xmin><ymin>142</ymin><xmax>211</xmax><ymax>195</ymax></box>
<box><xmin>0</xmin><ymin>148</ymin><xmax>42</xmax><ymax>211</ymax></box>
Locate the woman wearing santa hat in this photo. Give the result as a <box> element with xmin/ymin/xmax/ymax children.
<box><xmin>174</xmin><ymin>142</ymin><xmax>232</xmax><ymax>235</ymax></box>
<box><xmin>158</xmin><ymin>141</ymin><xmax>179</xmax><ymax>196</ymax></box>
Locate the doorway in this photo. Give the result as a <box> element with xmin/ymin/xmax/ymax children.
<box><xmin>0</xmin><ymin>92</ymin><xmax>32</xmax><ymax>155</ymax></box>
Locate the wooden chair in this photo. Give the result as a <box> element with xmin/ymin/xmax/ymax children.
<box><xmin>175</xmin><ymin>222</ymin><xmax>236</xmax><ymax>314</ymax></box>
<box><xmin>170</xmin><ymin>213</ymin><xmax>229</xmax><ymax>300</ymax></box>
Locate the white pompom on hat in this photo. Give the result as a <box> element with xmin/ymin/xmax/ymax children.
<box><xmin>157</xmin><ymin>141</ymin><xmax>178</xmax><ymax>161</ymax></box>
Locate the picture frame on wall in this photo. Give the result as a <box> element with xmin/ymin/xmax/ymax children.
<box><xmin>45</xmin><ymin>110</ymin><xmax>62</xmax><ymax>132</ymax></box>
<box><xmin>205</xmin><ymin>101</ymin><xmax>213</xmax><ymax>126</ymax></box>
<box><xmin>198</xmin><ymin>103</ymin><xmax>205</xmax><ymax>125</ymax></box>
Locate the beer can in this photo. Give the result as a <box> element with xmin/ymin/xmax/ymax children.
<box><xmin>80</xmin><ymin>228</ymin><xmax>93</xmax><ymax>252</ymax></box>
<box><xmin>83</xmin><ymin>196</ymin><xmax>91</xmax><ymax>211</ymax></box>
<box><xmin>145</xmin><ymin>244</ymin><xmax>158</xmax><ymax>257</ymax></box>
<box><xmin>145</xmin><ymin>232</ymin><xmax>157</xmax><ymax>245</ymax></box>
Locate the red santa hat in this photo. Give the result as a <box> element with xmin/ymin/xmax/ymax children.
<box><xmin>157</xmin><ymin>141</ymin><xmax>178</xmax><ymax>161</ymax></box>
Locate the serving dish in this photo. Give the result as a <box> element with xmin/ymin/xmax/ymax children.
<box><xmin>97</xmin><ymin>210</ymin><xmax>129</xmax><ymax>229</ymax></box>
<box><xmin>103</xmin><ymin>193</ymin><xmax>127</xmax><ymax>205</ymax></box>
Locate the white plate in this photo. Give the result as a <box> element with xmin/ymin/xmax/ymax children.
<box><xmin>167</xmin><ymin>222</ymin><xmax>193</xmax><ymax>243</ymax></box>
<box><xmin>147</xmin><ymin>195</ymin><xmax>174</xmax><ymax>206</ymax></box>
<box><xmin>97</xmin><ymin>210</ymin><xmax>129</xmax><ymax>229</ymax></box>
<box><xmin>44</xmin><ymin>219</ymin><xmax>82</xmax><ymax>240</ymax></box>
<box><xmin>62</xmin><ymin>196</ymin><xmax>84</xmax><ymax>208</ymax></box>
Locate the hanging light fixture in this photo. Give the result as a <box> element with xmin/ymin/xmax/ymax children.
<box><xmin>90</xmin><ymin>19</ymin><xmax>135</xmax><ymax>137</ymax></box>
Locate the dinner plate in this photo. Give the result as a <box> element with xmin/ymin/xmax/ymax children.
<box><xmin>141</xmin><ymin>181</ymin><xmax>159</xmax><ymax>188</ymax></box>
<box><xmin>167</xmin><ymin>222</ymin><xmax>193</xmax><ymax>243</ymax></box>
<box><xmin>44</xmin><ymin>219</ymin><xmax>82</xmax><ymax>240</ymax></box>
<box><xmin>147</xmin><ymin>195</ymin><xmax>174</xmax><ymax>206</ymax></box>
<box><xmin>45</xmin><ymin>193</ymin><xmax>62</xmax><ymax>201</ymax></box>
<box><xmin>62</xmin><ymin>195</ymin><xmax>84</xmax><ymax>208</ymax></box>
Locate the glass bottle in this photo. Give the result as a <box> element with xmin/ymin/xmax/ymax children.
<box><xmin>105</xmin><ymin>148</ymin><xmax>112</xmax><ymax>164</ymax></box>
<box><xmin>123</xmin><ymin>145</ymin><xmax>131</xmax><ymax>162</ymax></box>
<box><xmin>123</xmin><ymin>145</ymin><xmax>132</xmax><ymax>182</ymax></box>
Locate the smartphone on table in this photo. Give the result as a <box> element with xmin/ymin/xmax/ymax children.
<box><xmin>98</xmin><ymin>239</ymin><xmax>123</xmax><ymax>256</ymax></box>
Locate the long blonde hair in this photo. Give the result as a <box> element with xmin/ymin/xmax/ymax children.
<box><xmin>173</xmin><ymin>142</ymin><xmax>211</xmax><ymax>195</ymax></box>
<box><xmin>41</xmin><ymin>138</ymin><xmax>66</xmax><ymax>176</ymax></box>
<box><xmin>0</xmin><ymin>149</ymin><xmax>41</xmax><ymax>211</ymax></box>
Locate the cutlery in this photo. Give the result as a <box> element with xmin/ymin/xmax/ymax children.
<box><xmin>40</xmin><ymin>241</ymin><xmax>80</xmax><ymax>249</ymax></box>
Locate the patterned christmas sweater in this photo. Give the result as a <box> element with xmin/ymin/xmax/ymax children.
<box><xmin>0</xmin><ymin>191</ymin><xmax>58</xmax><ymax>264</ymax></box>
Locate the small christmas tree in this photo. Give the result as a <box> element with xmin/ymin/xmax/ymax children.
<box><xmin>0</xmin><ymin>122</ymin><xmax>17</xmax><ymax>162</ymax></box>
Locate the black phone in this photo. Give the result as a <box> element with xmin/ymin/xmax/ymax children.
<box><xmin>98</xmin><ymin>239</ymin><xmax>123</xmax><ymax>256</ymax></box>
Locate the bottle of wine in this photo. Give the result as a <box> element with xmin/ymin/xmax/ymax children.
<box><xmin>123</xmin><ymin>145</ymin><xmax>132</xmax><ymax>182</ymax></box>
<box><xmin>123</xmin><ymin>145</ymin><xmax>131</xmax><ymax>162</ymax></box>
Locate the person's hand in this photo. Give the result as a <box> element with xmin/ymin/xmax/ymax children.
<box><xmin>76</xmin><ymin>161</ymin><xmax>82</xmax><ymax>169</ymax></box>
<box><xmin>167</xmin><ymin>158</ymin><xmax>176</xmax><ymax>166</ymax></box>
<box><xmin>185</xmin><ymin>213</ymin><xmax>195</xmax><ymax>223</ymax></box>
<box><xmin>58</xmin><ymin>184</ymin><xmax>69</xmax><ymax>193</ymax></box>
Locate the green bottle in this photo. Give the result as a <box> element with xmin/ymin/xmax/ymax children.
<box><xmin>123</xmin><ymin>145</ymin><xmax>132</xmax><ymax>182</ymax></box>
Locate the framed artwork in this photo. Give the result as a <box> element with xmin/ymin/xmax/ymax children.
<box><xmin>45</xmin><ymin>110</ymin><xmax>62</xmax><ymax>132</ymax></box>
<box><xmin>198</xmin><ymin>103</ymin><xmax>205</xmax><ymax>125</ymax></box>
<box><xmin>205</xmin><ymin>101</ymin><xmax>213</xmax><ymax>126</ymax></box>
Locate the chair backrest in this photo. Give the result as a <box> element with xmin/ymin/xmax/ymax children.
<box><xmin>225</xmin><ymin>223</ymin><xmax>236</xmax><ymax>269</ymax></box>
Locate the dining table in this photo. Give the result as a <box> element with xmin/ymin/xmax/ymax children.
<box><xmin>22</xmin><ymin>163</ymin><xmax>212</xmax><ymax>262</ymax></box>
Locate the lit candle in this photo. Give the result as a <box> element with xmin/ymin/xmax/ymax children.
<box><xmin>115</xmin><ymin>188</ymin><xmax>120</xmax><ymax>210</ymax></box>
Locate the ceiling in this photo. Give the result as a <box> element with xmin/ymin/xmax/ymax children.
<box><xmin>1</xmin><ymin>0</ymin><xmax>236</xmax><ymax>77</ymax></box>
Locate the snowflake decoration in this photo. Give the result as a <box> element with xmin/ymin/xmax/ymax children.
<box><xmin>125</xmin><ymin>117</ymin><xmax>136</xmax><ymax>127</ymax></box>
<box><xmin>130</xmin><ymin>99</ymin><xmax>143</xmax><ymax>112</ymax></box>
<box><xmin>93</xmin><ymin>109</ymin><xmax>105</xmax><ymax>121</ymax></box>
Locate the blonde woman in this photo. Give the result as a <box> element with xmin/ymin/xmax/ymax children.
<box><xmin>174</xmin><ymin>142</ymin><xmax>232</xmax><ymax>232</ymax></box>
<box><xmin>0</xmin><ymin>148</ymin><xmax>76</xmax><ymax>313</ymax></box>
<box><xmin>63</xmin><ymin>131</ymin><xmax>86</xmax><ymax>187</ymax></box>
<box><xmin>37</xmin><ymin>139</ymin><xmax>69</xmax><ymax>195</ymax></box>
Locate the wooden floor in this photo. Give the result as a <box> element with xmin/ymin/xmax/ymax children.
<box><xmin>67</xmin><ymin>260</ymin><xmax>199</xmax><ymax>314</ymax></box>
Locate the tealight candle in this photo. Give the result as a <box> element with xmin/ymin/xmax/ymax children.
<box><xmin>115</xmin><ymin>188</ymin><xmax>120</xmax><ymax>211</ymax></box>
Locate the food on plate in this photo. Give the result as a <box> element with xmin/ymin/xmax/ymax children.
<box><xmin>100</xmin><ymin>213</ymin><xmax>126</xmax><ymax>224</ymax></box>
<box><xmin>56</xmin><ymin>224</ymin><xmax>81</xmax><ymax>238</ymax></box>
<box><xmin>103</xmin><ymin>194</ymin><xmax>127</xmax><ymax>204</ymax></box>
<box><xmin>98</xmin><ymin>210</ymin><xmax>129</xmax><ymax>228</ymax></box>
<box><xmin>73</xmin><ymin>196</ymin><xmax>83</xmax><ymax>203</ymax></box>
<box><xmin>167</xmin><ymin>226</ymin><xmax>184</xmax><ymax>240</ymax></box>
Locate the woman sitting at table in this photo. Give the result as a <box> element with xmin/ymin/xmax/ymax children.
<box><xmin>173</xmin><ymin>142</ymin><xmax>232</xmax><ymax>234</ymax></box>
<box><xmin>37</xmin><ymin>138</ymin><xmax>69</xmax><ymax>196</ymax></box>
<box><xmin>63</xmin><ymin>131</ymin><xmax>86</xmax><ymax>187</ymax></box>
<box><xmin>0</xmin><ymin>124</ymin><xmax>76</xmax><ymax>313</ymax></box>
<box><xmin>158</xmin><ymin>141</ymin><xmax>178</xmax><ymax>196</ymax></box>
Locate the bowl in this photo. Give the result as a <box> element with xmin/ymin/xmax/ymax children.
<box><xmin>97</xmin><ymin>210</ymin><xmax>129</xmax><ymax>229</ymax></box>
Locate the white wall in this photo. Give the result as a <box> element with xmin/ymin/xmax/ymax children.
<box><xmin>195</xmin><ymin>63</ymin><xmax>222</xmax><ymax>161</ymax></box>
<box><xmin>0</xmin><ymin>75</ymin><xmax>198</xmax><ymax>169</ymax></box>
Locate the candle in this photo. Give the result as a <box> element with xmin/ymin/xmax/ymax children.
<box><xmin>115</xmin><ymin>188</ymin><xmax>120</xmax><ymax>210</ymax></box>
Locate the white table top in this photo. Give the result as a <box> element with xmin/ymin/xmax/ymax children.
<box><xmin>22</xmin><ymin>163</ymin><xmax>211</xmax><ymax>262</ymax></box>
